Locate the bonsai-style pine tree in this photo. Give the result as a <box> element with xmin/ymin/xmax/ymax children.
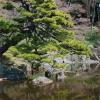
<box><xmin>0</xmin><ymin>0</ymin><xmax>91</xmax><ymax>57</ymax></box>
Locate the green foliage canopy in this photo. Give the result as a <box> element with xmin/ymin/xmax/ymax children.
<box><xmin>0</xmin><ymin>0</ymin><xmax>91</xmax><ymax>58</ymax></box>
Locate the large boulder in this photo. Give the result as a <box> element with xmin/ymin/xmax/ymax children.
<box><xmin>3</xmin><ymin>67</ymin><xmax>26</xmax><ymax>80</ymax></box>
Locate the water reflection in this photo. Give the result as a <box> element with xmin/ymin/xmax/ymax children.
<box><xmin>0</xmin><ymin>79</ymin><xmax>100</xmax><ymax>100</ymax></box>
<box><xmin>0</xmin><ymin>63</ymin><xmax>100</xmax><ymax>100</ymax></box>
<box><xmin>0</xmin><ymin>76</ymin><xmax>100</xmax><ymax>100</ymax></box>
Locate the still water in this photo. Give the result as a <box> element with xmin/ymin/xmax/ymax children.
<box><xmin>0</xmin><ymin>63</ymin><xmax>100</xmax><ymax>100</ymax></box>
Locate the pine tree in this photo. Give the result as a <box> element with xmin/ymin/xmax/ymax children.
<box><xmin>0</xmin><ymin>0</ymin><xmax>91</xmax><ymax>57</ymax></box>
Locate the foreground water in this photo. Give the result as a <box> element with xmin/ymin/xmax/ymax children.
<box><xmin>0</xmin><ymin>63</ymin><xmax>100</xmax><ymax>100</ymax></box>
<box><xmin>0</xmin><ymin>76</ymin><xmax>100</xmax><ymax>100</ymax></box>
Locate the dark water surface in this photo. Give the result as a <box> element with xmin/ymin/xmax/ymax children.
<box><xmin>0</xmin><ymin>76</ymin><xmax>100</xmax><ymax>100</ymax></box>
<box><xmin>0</xmin><ymin>63</ymin><xmax>100</xmax><ymax>100</ymax></box>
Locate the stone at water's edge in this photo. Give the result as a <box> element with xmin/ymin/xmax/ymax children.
<box><xmin>41</xmin><ymin>63</ymin><xmax>54</xmax><ymax>72</ymax></box>
<box><xmin>32</xmin><ymin>76</ymin><xmax>53</xmax><ymax>86</ymax></box>
<box><xmin>0</xmin><ymin>78</ymin><xmax>7</xmax><ymax>82</ymax></box>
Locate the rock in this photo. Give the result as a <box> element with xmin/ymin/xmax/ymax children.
<box><xmin>4</xmin><ymin>67</ymin><xmax>26</xmax><ymax>80</ymax></box>
<box><xmin>32</xmin><ymin>76</ymin><xmax>53</xmax><ymax>86</ymax></box>
<box><xmin>41</xmin><ymin>63</ymin><xmax>53</xmax><ymax>72</ymax></box>
<box><xmin>54</xmin><ymin>58</ymin><xmax>64</xmax><ymax>63</ymax></box>
<box><xmin>0</xmin><ymin>79</ymin><xmax>3</xmax><ymax>82</ymax></box>
<box><xmin>0</xmin><ymin>78</ymin><xmax>7</xmax><ymax>82</ymax></box>
<box><xmin>57</xmin><ymin>71</ymin><xmax>66</xmax><ymax>80</ymax></box>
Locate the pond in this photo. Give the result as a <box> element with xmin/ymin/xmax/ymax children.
<box><xmin>0</xmin><ymin>63</ymin><xmax>100</xmax><ymax>100</ymax></box>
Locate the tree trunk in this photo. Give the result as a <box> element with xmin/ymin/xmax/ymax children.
<box><xmin>34</xmin><ymin>48</ymin><xmax>38</xmax><ymax>54</ymax></box>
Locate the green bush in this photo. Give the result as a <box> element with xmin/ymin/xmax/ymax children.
<box><xmin>17</xmin><ymin>53</ymin><xmax>40</xmax><ymax>60</ymax></box>
<box><xmin>40</xmin><ymin>42</ymin><xmax>59</xmax><ymax>53</ymax></box>
<box><xmin>3</xmin><ymin>2</ymin><xmax>15</xmax><ymax>10</ymax></box>
<box><xmin>16</xmin><ymin>44</ymin><xmax>32</xmax><ymax>53</ymax></box>
<box><xmin>54</xmin><ymin>63</ymin><xmax>66</xmax><ymax>68</ymax></box>
<box><xmin>60</xmin><ymin>39</ymin><xmax>91</xmax><ymax>55</ymax></box>
<box><xmin>8</xmin><ymin>46</ymin><xmax>19</xmax><ymax>56</ymax></box>
<box><xmin>85</xmin><ymin>28</ymin><xmax>100</xmax><ymax>44</ymax></box>
<box><xmin>3</xmin><ymin>52</ymin><xmax>13</xmax><ymax>60</ymax></box>
<box><xmin>41</xmin><ymin>58</ymin><xmax>53</xmax><ymax>64</ymax></box>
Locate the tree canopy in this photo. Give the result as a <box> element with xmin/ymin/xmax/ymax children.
<box><xmin>0</xmin><ymin>0</ymin><xmax>91</xmax><ymax>59</ymax></box>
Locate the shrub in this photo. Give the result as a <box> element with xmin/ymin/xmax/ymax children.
<box><xmin>3</xmin><ymin>2</ymin><xmax>15</xmax><ymax>10</ymax></box>
<box><xmin>41</xmin><ymin>58</ymin><xmax>53</xmax><ymax>65</ymax></box>
<box><xmin>85</xmin><ymin>28</ymin><xmax>100</xmax><ymax>44</ymax></box>
<box><xmin>3</xmin><ymin>52</ymin><xmax>13</xmax><ymax>60</ymax></box>
<box><xmin>8</xmin><ymin>46</ymin><xmax>19</xmax><ymax>56</ymax></box>
<box><xmin>40</xmin><ymin>42</ymin><xmax>59</xmax><ymax>53</ymax></box>
<box><xmin>53</xmin><ymin>63</ymin><xmax>66</xmax><ymax>68</ymax></box>
<box><xmin>17</xmin><ymin>53</ymin><xmax>40</xmax><ymax>60</ymax></box>
<box><xmin>60</xmin><ymin>39</ymin><xmax>91</xmax><ymax>55</ymax></box>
